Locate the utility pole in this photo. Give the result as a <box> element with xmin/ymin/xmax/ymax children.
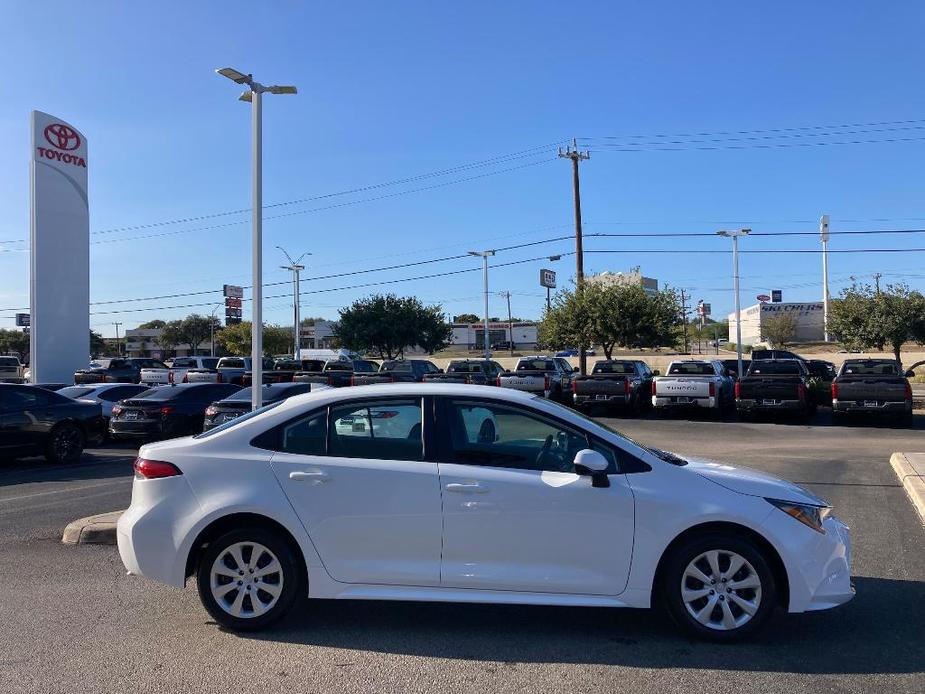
<box><xmin>717</xmin><ymin>228</ymin><xmax>751</xmax><ymax>378</ymax></box>
<box><xmin>874</xmin><ymin>272</ymin><xmax>882</xmax><ymax>294</ymax></box>
<box><xmin>680</xmin><ymin>289</ymin><xmax>690</xmax><ymax>354</ymax></box>
<box><xmin>112</xmin><ymin>322</ymin><xmax>122</xmax><ymax>356</ymax></box>
<box><xmin>277</xmin><ymin>246</ymin><xmax>310</xmax><ymax>359</ymax></box>
<box><xmin>469</xmin><ymin>250</ymin><xmax>495</xmax><ymax>359</ymax></box>
<box><xmin>820</xmin><ymin>214</ymin><xmax>831</xmax><ymax>342</ymax></box>
<box><xmin>499</xmin><ymin>291</ymin><xmax>514</xmax><ymax>355</ymax></box>
<box><xmin>559</xmin><ymin>138</ymin><xmax>590</xmax><ymax>375</ymax></box>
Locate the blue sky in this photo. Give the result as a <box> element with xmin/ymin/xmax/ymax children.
<box><xmin>2</xmin><ymin>2</ymin><xmax>925</xmax><ymax>336</ymax></box>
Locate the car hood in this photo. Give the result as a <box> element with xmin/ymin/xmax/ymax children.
<box><xmin>684</xmin><ymin>456</ymin><xmax>828</xmax><ymax>506</ymax></box>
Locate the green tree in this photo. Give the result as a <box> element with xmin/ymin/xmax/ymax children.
<box><xmin>155</xmin><ymin>320</ymin><xmax>183</xmax><ymax>358</ymax></box>
<box><xmin>263</xmin><ymin>324</ymin><xmax>294</xmax><ymax>356</ymax></box>
<box><xmin>215</xmin><ymin>322</ymin><xmax>293</xmax><ymax>356</ymax></box>
<box><xmin>334</xmin><ymin>294</ymin><xmax>451</xmax><ymax>359</ymax></box>
<box><xmin>138</xmin><ymin>319</ymin><xmax>167</xmax><ymax>329</ymax></box>
<box><xmin>0</xmin><ymin>329</ymin><xmax>30</xmax><ymax>359</ymax></box>
<box><xmin>179</xmin><ymin>314</ymin><xmax>217</xmax><ymax>355</ymax></box>
<box><xmin>761</xmin><ymin>312</ymin><xmax>798</xmax><ymax>348</ymax></box>
<box><xmin>453</xmin><ymin>313</ymin><xmax>481</xmax><ymax>324</ymax></box>
<box><xmin>89</xmin><ymin>330</ymin><xmax>107</xmax><ymax>357</ymax></box>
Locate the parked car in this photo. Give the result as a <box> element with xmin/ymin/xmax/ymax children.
<box><xmin>117</xmin><ymin>383</ymin><xmax>854</xmax><ymax>640</ymax></box>
<box><xmin>293</xmin><ymin>359</ymin><xmax>379</xmax><ymax>387</ymax></box>
<box><xmin>351</xmin><ymin>359</ymin><xmax>441</xmax><ymax>385</ymax></box>
<box><xmin>831</xmin><ymin>359</ymin><xmax>914</xmax><ymax>425</ymax></box>
<box><xmin>185</xmin><ymin>357</ymin><xmax>275</xmax><ymax>386</ymax></box>
<box><xmin>497</xmin><ymin>356</ymin><xmax>575</xmax><ymax>401</ymax></box>
<box><xmin>74</xmin><ymin>358</ymin><xmax>168</xmax><ymax>384</ymax></box>
<box><xmin>31</xmin><ymin>383</ymin><xmax>71</xmax><ymax>392</ymax></box>
<box><xmin>422</xmin><ymin>359</ymin><xmax>505</xmax><ymax>385</ymax></box>
<box><xmin>806</xmin><ymin>359</ymin><xmax>837</xmax><ymax>406</ymax></box>
<box><xmin>555</xmin><ymin>348</ymin><xmax>596</xmax><ymax>357</ymax></box>
<box><xmin>139</xmin><ymin>356</ymin><xmax>221</xmax><ymax>387</ymax></box>
<box><xmin>109</xmin><ymin>383</ymin><xmax>241</xmax><ymax>441</ymax></box>
<box><xmin>203</xmin><ymin>382</ymin><xmax>324</xmax><ymax>431</ymax></box>
<box><xmin>721</xmin><ymin>359</ymin><xmax>752</xmax><ymax>380</ymax></box>
<box><xmin>0</xmin><ymin>383</ymin><xmax>104</xmax><ymax>462</ymax></box>
<box><xmin>490</xmin><ymin>341</ymin><xmax>515</xmax><ymax>352</ymax></box>
<box><xmin>571</xmin><ymin>360</ymin><xmax>655</xmax><ymax>414</ymax></box>
<box><xmin>0</xmin><ymin>355</ymin><xmax>26</xmax><ymax>383</ymax></box>
<box><xmin>57</xmin><ymin>383</ymin><xmax>150</xmax><ymax>437</ymax></box>
<box><xmin>735</xmin><ymin>359</ymin><xmax>817</xmax><ymax>421</ymax></box>
<box><xmin>651</xmin><ymin>360</ymin><xmax>733</xmax><ymax>414</ymax></box>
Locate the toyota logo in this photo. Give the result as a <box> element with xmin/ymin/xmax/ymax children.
<box><xmin>44</xmin><ymin>123</ymin><xmax>81</xmax><ymax>151</ymax></box>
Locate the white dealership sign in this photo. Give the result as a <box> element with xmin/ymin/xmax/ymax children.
<box><xmin>30</xmin><ymin>111</ymin><xmax>89</xmax><ymax>383</ymax></box>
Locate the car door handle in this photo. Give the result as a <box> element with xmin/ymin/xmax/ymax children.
<box><xmin>289</xmin><ymin>470</ymin><xmax>330</xmax><ymax>483</ymax></box>
<box><xmin>445</xmin><ymin>482</ymin><xmax>488</xmax><ymax>494</ymax></box>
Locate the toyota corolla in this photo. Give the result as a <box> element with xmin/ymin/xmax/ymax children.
<box><xmin>117</xmin><ymin>384</ymin><xmax>853</xmax><ymax>641</ymax></box>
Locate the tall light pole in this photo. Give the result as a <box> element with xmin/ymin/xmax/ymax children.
<box><xmin>469</xmin><ymin>250</ymin><xmax>495</xmax><ymax>359</ymax></box>
<box><xmin>820</xmin><ymin>214</ymin><xmax>831</xmax><ymax>342</ymax></box>
<box><xmin>559</xmin><ymin>139</ymin><xmax>590</xmax><ymax>375</ymax></box>
<box><xmin>278</xmin><ymin>246</ymin><xmax>310</xmax><ymax>359</ymax></box>
<box><xmin>209</xmin><ymin>303</ymin><xmax>222</xmax><ymax>357</ymax></box>
<box><xmin>216</xmin><ymin>67</ymin><xmax>297</xmax><ymax>410</ymax></box>
<box><xmin>717</xmin><ymin>228</ymin><xmax>751</xmax><ymax>378</ymax></box>
<box><xmin>112</xmin><ymin>322</ymin><xmax>122</xmax><ymax>356</ymax></box>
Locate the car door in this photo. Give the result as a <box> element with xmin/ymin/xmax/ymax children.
<box><xmin>269</xmin><ymin>396</ymin><xmax>443</xmax><ymax>586</ymax></box>
<box><xmin>436</xmin><ymin>397</ymin><xmax>635</xmax><ymax>595</ymax></box>
<box><xmin>0</xmin><ymin>386</ymin><xmax>55</xmax><ymax>453</ymax></box>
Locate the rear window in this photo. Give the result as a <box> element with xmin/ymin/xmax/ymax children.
<box><xmin>448</xmin><ymin>362</ymin><xmax>486</xmax><ymax>373</ymax></box>
<box><xmin>171</xmin><ymin>358</ymin><xmax>199</xmax><ymax>368</ymax></box>
<box><xmin>381</xmin><ymin>361</ymin><xmax>412</xmax><ymax>372</ymax></box>
<box><xmin>667</xmin><ymin>363</ymin><xmax>715</xmax><ymax>375</ymax></box>
<box><xmin>842</xmin><ymin>361</ymin><xmax>900</xmax><ymax>376</ymax></box>
<box><xmin>0</xmin><ymin>357</ymin><xmax>20</xmax><ymax>367</ymax></box>
<box><xmin>748</xmin><ymin>361</ymin><xmax>802</xmax><ymax>376</ymax></box>
<box><xmin>299</xmin><ymin>360</ymin><xmax>326</xmax><ymax>371</ymax></box>
<box><xmin>324</xmin><ymin>362</ymin><xmax>352</xmax><ymax>371</ymax></box>
<box><xmin>217</xmin><ymin>358</ymin><xmax>246</xmax><ymax>369</ymax></box>
<box><xmin>57</xmin><ymin>386</ymin><xmax>96</xmax><ymax>399</ymax></box>
<box><xmin>593</xmin><ymin>362</ymin><xmax>634</xmax><ymax>374</ymax></box>
<box><xmin>516</xmin><ymin>359</ymin><xmax>554</xmax><ymax>371</ymax></box>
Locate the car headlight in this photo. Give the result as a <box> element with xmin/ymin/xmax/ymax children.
<box><xmin>766</xmin><ymin>498</ymin><xmax>831</xmax><ymax>534</ymax></box>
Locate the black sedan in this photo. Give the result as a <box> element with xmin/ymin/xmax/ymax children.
<box><xmin>110</xmin><ymin>383</ymin><xmax>240</xmax><ymax>441</ymax></box>
<box><xmin>0</xmin><ymin>384</ymin><xmax>104</xmax><ymax>463</ymax></box>
<box><xmin>203</xmin><ymin>382</ymin><xmax>320</xmax><ymax>431</ymax></box>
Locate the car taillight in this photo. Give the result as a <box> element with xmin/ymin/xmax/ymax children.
<box><xmin>572</xmin><ymin>379</ymin><xmax>578</xmax><ymax>393</ymax></box>
<box><xmin>100</xmin><ymin>374</ymin><xmax>109</xmax><ymax>383</ymax></box>
<box><xmin>831</xmin><ymin>382</ymin><xmax>838</xmax><ymax>400</ymax></box>
<box><xmin>327</xmin><ymin>376</ymin><xmax>335</xmax><ymax>386</ymax></box>
<box><xmin>905</xmin><ymin>382</ymin><xmax>913</xmax><ymax>401</ymax></box>
<box><xmin>111</xmin><ymin>405</ymin><xmax>122</xmax><ymax>416</ymax></box>
<box><xmin>734</xmin><ymin>381</ymin><xmax>741</xmax><ymax>399</ymax></box>
<box><xmin>495</xmin><ymin>375</ymin><xmax>502</xmax><ymax>386</ymax></box>
<box><xmin>160</xmin><ymin>406</ymin><xmax>175</xmax><ymax>415</ymax></box>
<box><xmin>465</xmin><ymin>375</ymin><xmax>473</xmax><ymax>385</ymax></box>
<box><xmin>798</xmin><ymin>383</ymin><xmax>806</xmax><ymax>401</ymax></box>
<box><xmin>624</xmin><ymin>379</ymin><xmax>631</xmax><ymax>396</ymax></box>
<box><xmin>709</xmin><ymin>382</ymin><xmax>715</xmax><ymax>397</ymax></box>
<box><xmin>205</xmin><ymin>406</ymin><xmax>218</xmax><ymax>417</ymax></box>
<box><xmin>167</xmin><ymin>371</ymin><xmax>174</xmax><ymax>384</ymax></box>
<box><xmin>134</xmin><ymin>457</ymin><xmax>182</xmax><ymax>479</ymax></box>
<box><xmin>182</xmin><ymin>373</ymin><xmax>189</xmax><ymax>383</ymax></box>
<box><xmin>350</xmin><ymin>375</ymin><xmax>356</xmax><ymax>386</ymax></box>
<box><xmin>216</xmin><ymin>373</ymin><xmax>224</xmax><ymax>383</ymax></box>
<box><xmin>544</xmin><ymin>374</ymin><xmax>550</xmax><ymax>391</ymax></box>
<box><xmin>651</xmin><ymin>380</ymin><xmax>657</xmax><ymax>396</ymax></box>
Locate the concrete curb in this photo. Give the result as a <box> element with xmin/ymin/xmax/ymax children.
<box><xmin>890</xmin><ymin>453</ymin><xmax>925</xmax><ymax>525</ymax></box>
<box><xmin>62</xmin><ymin>510</ymin><xmax>123</xmax><ymax>545</ymax></box>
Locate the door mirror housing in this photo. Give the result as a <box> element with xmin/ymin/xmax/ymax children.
<box><xmin>574</xmin><ymin>449</ymin><xmax>608</xmax><ymax>472</ymax></box>
<box><xmin>573</xmin><ymin>366</ymin><xmax>580</xmax><ymax>373</ymax></box>
<box><xmin>652</xmin><ymin>369</ymin><xmax>660</xmax><ymax>376</ymax></box>
<box><xmin>905</xmin><ymin>369</ymin><xmax>915</xmax><ymax>377</ymax></box>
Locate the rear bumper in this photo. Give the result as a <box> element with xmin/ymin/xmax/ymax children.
<box><xmin>832</xmin><ymin>399</ymin><xmax>911</xmax><ymax>414</ymax></box>
<box><xmin>574</xmin><ymin>393</ymin><xmax>631</xmax><ymax>406</ymax></box>
<box><xmin>110</xmin><ymin>419</ymin><xmax>162</xmax><ymax>438</ymax></box>
<box><xmin>737</xmin><ymin>398</ymin><xmax>805</xmax><ymax>412</ymax></box>
<box><xmin>652</xmin><ymin>395</ymin><xmax>716</xmax><ymax>409</ymax></box>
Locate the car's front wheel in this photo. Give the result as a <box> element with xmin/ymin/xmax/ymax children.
<box><xmin>663</xmin><ymin>534</ymin><xmax>777</xmax><ymax>642</ymax></box>
<box><xmin>45</xmin><ymin>423</ymin><xmax>85</xmax><ymax>464</ymax></box>
<box><xmin>196</xmin><ymin>528</ymin><xmax>302</xmax><ymax>631</ymax></box>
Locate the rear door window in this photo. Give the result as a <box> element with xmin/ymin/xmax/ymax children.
<box><xmin>329</xmin><ymin>399</ymin><xmax>423</xmax><ymax>462</ymax></box>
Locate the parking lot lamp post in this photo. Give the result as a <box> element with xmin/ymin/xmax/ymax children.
<box><xmin>216</xmin><ymin>67</ymin><xmax>297</xmax><ymax>410</ymax></box>
<box><xmin>717</xmin><ymin>229</ymin><xmax>750</xmax><ymax>378</ymax></box>
<box><xmin>209</xmin><ymin>304</ymin><xmax>222</xmax><ymax>357</ymax></box>
<box><xmin>469</xmin><ymin>250</ymin><xmax>496</xmax><ymax>359</ymax></box>
<box><xmin>277</xmin><ymin>246</ymin><xmax>310</xmax><ymax>359</ymax></box>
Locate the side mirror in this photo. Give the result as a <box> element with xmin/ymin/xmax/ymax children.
<box><xmin>574</xmin><ymin>449</ymin><xmax>610</xmax><ymax>488</ymax></box>
<box><xmin>906</xmin><ymin>370</ymin><xmax>915</xmax><ymax>378</ymax></box>
<box><xmin>573</xmin><ymin>366</ymin><xmax>580</xmax><ymax>373</ymax></box>
<box><xmin>652</xmin><ymin>369</ymin><xmax>660</xmax><ymax>376</ymax></box>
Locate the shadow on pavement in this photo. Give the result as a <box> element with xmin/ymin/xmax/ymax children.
<box><xmin>241</xmin><ymin>576</ymin><xmax>925</xmax><ymax>674</ymax></box>
<box><xmin>0</xmin><ymin>442</ymin><xmax>138</xmax><ymax>487</ymax></box>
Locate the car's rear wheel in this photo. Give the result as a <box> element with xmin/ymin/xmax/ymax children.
<box><xmin>196</xmin><ymin>528</ymin><xmax>301</xmax><ymax>631</ymax></box>
<box><xmin>44</xmin><ymin>423</ymin><xmax>85</xmax><ymax>464</ymax></box>
<box><xmin>663</xmin><ymin>534</ymin><xmax>777</xmax><ymax>642</ymax></box>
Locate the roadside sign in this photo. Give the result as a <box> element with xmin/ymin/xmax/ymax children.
<box><xmin>771</xmin><ymin>289</ymin><xmax>782</xmax><ymax>303</ymax></box>
<box><xmin>756</xmin><ymin>294</ymin><xmax>770</xmax><ymax>302</ymax></box>
<box><xmin>223</xmin><ymin>284</ymin><xmax>244</xmax><ymax>299</ymax></box>
<box><xmin>697</xmin><ymin>303</ymin><xmax>711</xmax><ymax>316</ymax></box>
<box><xmin>15</xmin><ymin>313</ymin><xmax>30</xmax><ymax>327</ymax></box>
<box><xmin>540</xmin><ymin>269</ymin><xmax>556</xmax><ymax>289</ymax></box>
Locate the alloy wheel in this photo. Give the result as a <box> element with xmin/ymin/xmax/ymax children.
<box><xmin>209</xmin><ymin>541</ymin><xmax>284</xmax><ymax>619</ymax></box>
<box><xmin>680</xmin><ymin>549</ymin><xmax>762</xmax><ymax>631</ymax></box>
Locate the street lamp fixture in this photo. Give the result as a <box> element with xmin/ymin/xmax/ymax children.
<box><xmin>216</xmin><ymin>67</ymin><xmax>297</xmax><ymax>411</ymax></box>
<box><xmin>716</xmin><ymin>228</ymin><xmax>751</xmax><ymax>378</ymax></box>
<box><xmin>277</xmin><ymin>245</ymin><xmax>311</xmax><ymax>359</ymax></box>
<box><xmin>469</xmin><ymin>250</ymin><xmax>496</xmax><ymax>359</ymax></box>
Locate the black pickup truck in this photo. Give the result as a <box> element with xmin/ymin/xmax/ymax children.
<box><xmin>831</xmin><ymin>359</ymin><xmax>914</xmax><ymax>425</ymax></box>
<box><xmin>422</xmin><ymin>359</ymin><xmax>505</xmax><ymax>385</ymax></box>
<box><xmin>351</xmin><ymin>359</ymin><xmax>442</xmax><ymax>385</ymax></box>
<box><xmin>571</xmin><ymin>359</ymin><xmax>654</xmax><ymax>414</ymax></box>
<box><xmin>735</xmin><ymin>359</ymin><xmax>817</xmax><ymax>420</ymax></box>
<box><xmin>292</xmin><ymin>359</ymin><xmax>379</xmax><ymax>387</ymax></box>
<box><xmin>74</xmin><ymin>358</ymin><xmax>167</xmax><ymax>384</ymax></box>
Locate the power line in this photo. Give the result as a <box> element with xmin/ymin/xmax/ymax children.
<box><xmin>582</xmin><ymin>134</ymin><xmax>925</xmax><ymax>153</ymax></box>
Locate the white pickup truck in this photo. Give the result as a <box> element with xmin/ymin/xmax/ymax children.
<box><xmin>139</xmin><ymin>356</ymin><xmax>220</xmax><ymax>386</ymax></box>
<box><xmin>0</xmin><ymin>355</ymin><xmax>25</xmax><ymax>383</ymax></box>
<box><xmin>496</xmin><ymin>356</ymin><xmax>575</xmax><ymax>402</ymax></box>
<box><xmin>651</xmin><ymin>360</ymin><xmax>733</xmax><ymax>412</ymax></box>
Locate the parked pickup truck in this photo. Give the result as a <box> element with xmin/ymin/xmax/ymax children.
<box><xmin>651</xmin><ymin>360</ymin><xmax>733</xmax><ymax>413</ymax></box>
<box><xmin>735</xmin><ymin>359</ymin><xmax>816</xmax><ymax>420</ymax></box>
<box><xmin>74</xmin><ymin>358</ymin><xmax>167</xmax><ymax>385</ymax></box>
<box><xmin>185</xmin><ymin>356</ymin><xmax>275</xmax><ymax>386</ymax></box>
<box><xmin>422</xmin><ymin>359</ymin><xmax>505</xmax><ymax>385</ymax></box>
<box><xmin>351</xmin><ymin>359</ymin><xmax>442</xmax><ymax>385</ymax></box>
<box><xmin>138</xmin><ymin>356</ymin><xmax>221</xmax><ymax>386</ymax></box>
<box><xmin>831</xmin><ymin>359</ymin><xmax>914</xmax><ymax>425</ymax></box>
<box><xmin>571</xmin><ymin>359</ymin><xmax>655</xmax><ymax>414</ymax></box>
<box><xmin>0</xmin><ymin>355</ymin><xmax>25</xmax><ymax>383</ymax></box>
<box><xmin>292</xmin><ymin>359</ymin><xmax>380</xmax><ymax>387</ymax></box>
<box><xmin>496</xmin><ymin>356</ymin><xmax>575</xmax><ymax>401</ymax></box>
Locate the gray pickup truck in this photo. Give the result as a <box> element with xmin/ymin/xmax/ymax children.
<box><xmin>422</xmin><ymin>359</ymin><xmax>505</xmax><ymax>385</ymax></box>
<box><xmin>351</xmin><ymin>359</ymin><xmax>442</xmax><ymax>385</ymax></box>
<box><xmin>652</xmin><ymin>360</ymin><xmax>733</xmax><ymax>413</ymax></box>
<box><xmin>571</xmin><ymin>359</ymin><xmax>654</xmax><ymax>414</ymax></box>
<box><xmin>832</xmin><ymin>359</ymin><xmax>914</xmax><ymax>425</ymax></box>
<box><xmin>496</xmin><ymin>356</ymin><xmax>575</xmax><ymax>402</ymax></box>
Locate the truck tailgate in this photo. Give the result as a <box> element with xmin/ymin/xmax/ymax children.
<box><xmin>573</xmin><ymin>376</ymin><xmax>628</xmax><ymax>396</ymax></box>
<box><xmin>836</xmin><ymin>377</ymin><xmax>908</xmax><ymax>403</ymax></box>
<box><xmin>738</xmin><ymin>377</ymin><xmax>803</xmax><ymax>400</ymax></box>
<box><xmin>498</xmin><ymin>374</ymin><xmax>546</xmax><ymax>391</ymax></box>
<box><xmin>654</xmin><ymin>377</ymin><xmax>713</xmax><ymax>398</ymax></box>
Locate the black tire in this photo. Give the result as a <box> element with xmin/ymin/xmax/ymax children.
<box><xmin>662</xmin><ymin>533</ymin><xmax>777</xmax><ymax>642</ymax></box>
<box><xmin>196</xmin><ymin>527</ymin><xmax>302</xmax><ymax>631</ymax></box>
<box><xmin>44</xmin><ymin>423</ymin><xmax>85</xmax><ymax>464</ymax></box>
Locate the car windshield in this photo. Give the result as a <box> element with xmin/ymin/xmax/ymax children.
<box><xmin>218</xmin><ymin>358</ymin><xmax>246</xmax><ymax>368</ymax></box>
<box><xmin>593</xmin><ymin>362</ymin><xmax>634</xmax><ymax>374</ymax></box>
<box><xmin>194</xmin><ymin>400</ymin><xmax>284</xmax><ymax>437</ymax></box>
<box><xmin>842</xmin><ymin>361</ymin><xmax>900</xmax><ymax>375</ymax></box>
<box><xmin>380</xmin><ymin>362</ymin><xmax>412</xmax><ymax>372</ymax></box>
<box><xmin>0</xmin><ymin>357</ymin><xmax>19</xmax><ymax>366</ymax></box>
<box><xmin>127</xmin><ymin>387</ymin><xmax>186</xmax><ymax>401</ymax></box>
<box><xmin>749</xmin><ymin>361</ymin><xmax>802</xmax><ymax>375</ymax></box>
<box><xmin>668</xmin><ymin>363</ymin><xmax>714</xmax><ymax>375</ymax></box>
<box><xmin>298</xmin><ymin>360</ymin><xmax>326</xmax><ymax>371</ymax></box>
<box><xmin>448</xmin><ymin>362</ymin><xmax>485</xmax><ymax>373</ymax></box>
<box><xmin>517</xmin><ymin>360</ymin><xmax>554</xmax><ymax>371</ymax></box>
<box><xmin>57</xmin><ymin>386</ymin><xmax>96</xmax><ymax>399</ymax></box>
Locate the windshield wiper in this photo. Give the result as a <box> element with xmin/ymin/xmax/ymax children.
<box><xmin>649</xmin><ymin>447</ymin><xmax>689</xmax><ymax>466</ymax></box>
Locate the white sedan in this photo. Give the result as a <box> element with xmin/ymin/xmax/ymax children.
<box><xmin>117</xmin><ymin>384</ymin><xmax>853</xmax><ymax>641</ymax></box>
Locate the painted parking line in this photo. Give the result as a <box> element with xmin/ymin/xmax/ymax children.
<box><xmin>0</xmin><ymin>478</ymin><xmax>132</xmax><ymax>504</ymax></box>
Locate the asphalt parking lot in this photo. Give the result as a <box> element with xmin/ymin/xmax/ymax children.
<box><xmin>1</xmin><ymin>412</ymin><xmax>923</xmax><ymax>694</ymax></box>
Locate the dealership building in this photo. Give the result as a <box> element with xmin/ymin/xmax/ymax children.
<box><xmin>728</xmin><ymin>301</ymin><xmax>825</xmax><ymax>346</ymax></box>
